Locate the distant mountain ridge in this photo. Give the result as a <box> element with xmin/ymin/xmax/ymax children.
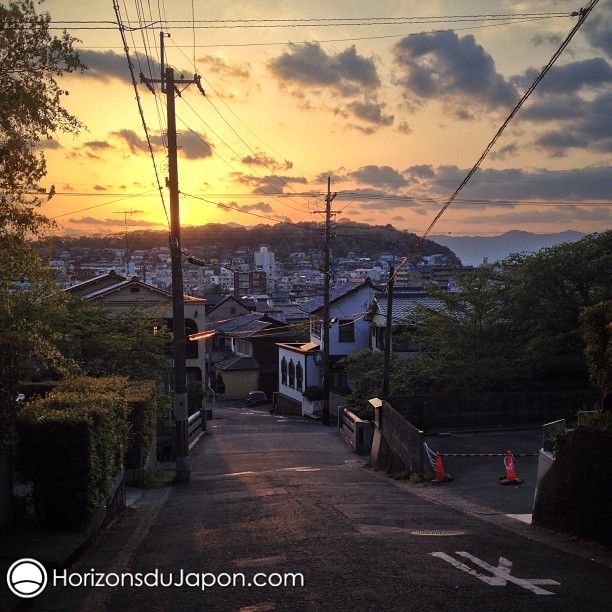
<box><xmin>429</xmin><ymin>230</ymin><xmax>586</xmax><ymax>266</ymax></box>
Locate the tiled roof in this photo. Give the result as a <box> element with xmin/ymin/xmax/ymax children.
<box><xmin>214</xmin><ymin>355</ymin><xmax>259</xmax><ymax>371</ymax></box>
<box><xmin>299</xmin><ymin>279</ymin><xmax>376</xmax><ymax>314</ymax></box>
<box><xmin>376</xmin><ymin>296</ymin><xmax>444</xmax><ymax>323</ymax></box>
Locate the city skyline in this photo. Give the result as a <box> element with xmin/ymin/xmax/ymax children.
<box><xmin>37</xmin><ymin>0</ymin><xmax>612</xmax><ymax>238</ymax></box>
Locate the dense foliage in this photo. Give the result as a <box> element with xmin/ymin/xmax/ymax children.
<box><xmin>342</xmin><ymin>231</ymin><xmax>612</xmax><ymax>411</ymax></box>
<box><xmin>16</xmin><ymin>377</ymin><xmax>131</xmax><ymax>527</ymax></box>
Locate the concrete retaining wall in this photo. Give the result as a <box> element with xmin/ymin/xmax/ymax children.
<box><xmin>533</xmin><ymin>426</ymin><xmax>612</xmax><ymax>546</ymax></box>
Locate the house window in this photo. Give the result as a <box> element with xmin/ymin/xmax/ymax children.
<box><xmin>296</xmin><ymin>362</ymin><xmax>303</xmax><ymax>391</ymax></box>
<box><xmin>338</xmin><ymin>319</ymin><xmax>355</xmax><ymax>343</ymax></box>
<box><xmin>288</xmin><ymin>360</ymin><xmax>295</xmax><ymax>388</ymax></box>
<box><xmin>281</xmin><ymin>357</ymin><xmax>287</xmax><ymax>385</ymax></box>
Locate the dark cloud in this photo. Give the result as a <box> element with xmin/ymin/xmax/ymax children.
<box><xmin>232</xmin><ymin>173</ymin><xmax>307</xmax><ymax>195</ymax></box>
<box><xmin>392</xmin><ymin>31</ymin><xmax>517</xmax><ymax>112</ymax></box>
<box><xmin>346</xmin><ymin>100</ymin><xmax>394</xmax><ymax>126</ymax></box>
<box><xmin>92</xmin><ymin>185</ymin><xmax>107</xmax><ymax>191</ymax></box>
<box><xmin>111</xmin><ymin>129</ymin><xmax>212</xmax><ymax>159</ymax></box>
<box><xmin>268</xmin><ymin>43</ymin><xmax>380</xmax><ymax>96</ymax></box>
<box><xmin>348</xmin><ymin>165</ymin><xmax>408</xmax><ymax>189</ymax></box>
<box><xmin>489</xmin><ymin>143</ymin><xmax>518</xmax><ymax>161</ymax></box>
<box><xmin>78</xmin><ymin>50</ymin><xmax>134</xmax><ymax>82</ymax></box>
<box><xmin>84</xmin><ymin>140</ymin><xmax>112</xmax><ymax>150</ymax></box>
<box><xmin>68</xmin><ymin>216</ymin><xmax>162</xmax><ymax>227</ymax></box>
<box><xmin>514</xmin><ymin>58</ymin><xmax>612</xmax><ymax>95</ymax></box>
<box><xmin>583</xmin><ymin>0</ymin><xmax>612</xmax><ymax>57</ymax></box>
<box><xmin>79</xmin><ymin>49</ymin><xmax>193</xmax><ymax>85</ymax></box>
<box><xmin>241</xmin><ymin>152</ymin><xmax>293</xmax><ymax>171</ymax></box>
<box><xmin>38</xmin><ymin>139</ymin><xmax>61</xmax><ymax>150</ymax></box>
<box><xmin>433</xmin><ymin>164</ymin><xmax>612</xmax><ymax>202</ymax></box>
<box><xmin>463</xmin><ymin>206</ymin><xmax>612</xmax><ymax>226</ymax></box>
<box><xmin>219</xmin><ymin>201</ymin><xmax>274</xmax><ymax>214</ymax></box>
<box><xmin>199</xmin><ymin>55</ymin><xmax>250</xmax><ymax>79</ymax></box>
<box><xmin>533</xmin><ymin>91</ymin><xmax>612</xmax><ymax>154</ymax></box>
<box><xmin>404</xmin><ymin>164</ymin><xmax>436</xmax><ymax>180</ymax></box>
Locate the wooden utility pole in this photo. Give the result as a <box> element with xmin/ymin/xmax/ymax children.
<box><xmin>140</xmin><ymin>37</ymin><xmax>205</xmax><ymax>483</ymax></box>
<box><xmin>322</xmin><ymin>177</ymin><xmax>337</xmax><ymax>426</ymax></box>
<box><xmin>165</xmin><ymin>66</ymin><xmax>190</xmax><ymax>483</ymax></box>
<box><xmin>382</xmin><ymin>264</ymin><xmax>394</xmax><ymax>396</ymax></box>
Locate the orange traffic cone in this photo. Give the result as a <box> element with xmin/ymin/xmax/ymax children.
<box><xmin>500</xmin><ymin>449</ymin><xmax>523</xmax><ymax>485</ymax></box>
<box><xmin>433</xmin><ymin>452</ymin><xmax>453</xmax><ymax>483</ymax></box>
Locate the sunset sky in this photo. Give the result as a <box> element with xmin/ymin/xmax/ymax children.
<box><xmin>36</xmin><ymin>0</ymin><xmax>612</xmax><ymax>237</ymax></box>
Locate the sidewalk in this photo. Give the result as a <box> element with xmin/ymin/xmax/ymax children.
<box><xmin>2</xmin><ymin>404</ymin><xmax>611</xmax><ymax>611</ymax></box>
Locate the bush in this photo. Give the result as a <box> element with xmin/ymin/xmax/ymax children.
<box><xmin>16</xmin><ymin>376</ymin><xmax>131</xmax><ymax>527</ymax></box>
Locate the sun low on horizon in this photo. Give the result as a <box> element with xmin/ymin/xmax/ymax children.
<box><xmin>34</xmin><ymin>0</ymin><xmax>612</xmax><ymax>239</ymax></box>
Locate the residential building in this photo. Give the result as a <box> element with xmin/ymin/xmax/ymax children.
<box><xmin>276</xmin><ymin>278</ymin><xmax>378</xmax><ymax>417</ymax></box>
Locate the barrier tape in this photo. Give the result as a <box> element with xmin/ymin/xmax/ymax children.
<box><xmin>423</xmin><ymin>441</ymin><xmax>438</xmax><ymax>469</ymax></box>
<box><xmin>439</xmin><ymin>453</ymin><xmax>537</xmax><ymax>457</ymax></box>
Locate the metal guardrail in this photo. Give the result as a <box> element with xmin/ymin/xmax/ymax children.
<box><xmin>188</xmin><ymin>410</ymin><xmax>204</xmax><ymax>450</ymax></box>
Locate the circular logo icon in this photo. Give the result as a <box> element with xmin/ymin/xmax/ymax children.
<box><xmin>6</xmin><ymin>558</ymin><xmax>48</xmax><ymax>599</ymax></box>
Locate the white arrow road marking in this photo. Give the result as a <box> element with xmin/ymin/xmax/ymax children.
<box><xmin>430</xmin><ymin>552</ymin><xmax>561</xmax><ymax>595</ymax></box>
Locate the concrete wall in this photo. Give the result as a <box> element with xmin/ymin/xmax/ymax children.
<box><xmin>370</xmin><ymin>400</ymin><xmax>425</xmax><ymax>476</ymax></box>
<box><xmin>533</xmin><ymin>426</ymin><xmax>612</xmax><ymax>547</ymax></box>
<box><xmin>386</xmin><ymin>390</ymin><xmax>600</xmax><ymax>431</ymax></box>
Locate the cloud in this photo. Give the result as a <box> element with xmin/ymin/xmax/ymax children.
<box><xmin>111</xmin><ymin>129</ymin><xmax>213</xmax><ymax>159</ymax></box>
<box><xmin>346</xmin><ymin>100</ymin><xmax>394</xmax><ymax>126</ymax></box>
<box><xmin>433</xmin><ymin>164</ymin><xmax>612</xmax><ymax>202</ymax></box>
<box><xmin>79</xmin><ymin>49</ymin><xmax>195</xmax><ymax>85</ymax></box>
<box><xmin>84</xmin><ymin>140</ymin><xmax>112</xmax><ymax>151</ymax></box>
<box><xmin>218</xmin><ymin>201</ymin><xmax>274</xmax><ymax>214</ymax></box>
<box><xmin>583</xmin><ymin>0</ymin><xmax>612</xmax><ymax>57</ymax></box>
<box><xmin>241</xmin><ymin>152</ymin><xmax>293</xmax><ymax>171</ymax></box>
<box><xmin>78</xmin><ymin>50</ymin><xmax>134</xmax><ymax>82</ymax></box>
<box><xmin>198</xmin><ymin>55</ymin><xmax>250</xmax><ymax>79</ymax></box>
<box><xmin>349</xmin><ymin>165</ymin><xmax>408</xmax><ymax>189</ymax></box>
<box><xmin>392</xmin><ymin>31</ymin><xmax>517</xmax><ymax>113</ymax></box>
<box><xmin>532</xmin><ymin>91</ymin><xmax>612</xmax><ymax>154</ymax></box>
<box><xmin>268</xmin><ymin>43</ymin><xmax>380</xmax><ymax>96</ymax></box>
<box><xmin>68</xmin><ymin>216</ymin><xmax>162</xmax><ymax>227</ymax></box>
<box><xmin>462</xmin><ymin>206</ymin><xmax>612</xmax><ymax>226</ymax></box>
<box><xmin>233</xmin><ymin>173</ymin><xmax>308</xmax><ymax>194</ymax></box>
<box><xmin>38</xmin><ymin>139</ymin><xmax>61</xmax><ymax>150</ymax></box>
<box><xmin>514</xmin><ymin>58</ymin><xmax>612</xmax><ymax>95</ymax></box>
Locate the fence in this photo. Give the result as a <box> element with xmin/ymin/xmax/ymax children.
<box><xmin>340</xmin><ymin>409</ymin><xmax>372</xmax><ymax>454</ymax></box>
<box><xmin>188</xmin><ymin>410</ymin><xmax>204</xmax><ymax>450</ymax></box>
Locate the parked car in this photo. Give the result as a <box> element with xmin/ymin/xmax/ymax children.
<box><xmin>244</xmin><ymin>391</ymin><xmax>270</xmax><ymax>407</ymax></box>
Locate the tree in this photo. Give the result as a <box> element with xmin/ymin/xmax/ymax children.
<box><xmin>580</xmin><ymin>300</ymin><xmax>612</xmax><ymax>412</ymax></box>
<box><xmin>406</xmin><ymin>267</ymin><xmax>516</xmax><ymax>392</ymax></box>
<box><xmin>50</xmin><ymin>298</ymin><xmax>172</xmax><ymax>385</ymax></box>
<box><xmin>505</xmin><ymin>231</ymin><xmax>612</xmax><ymax>371</ymax></box>
<box><xmin>0</xmin><ymin>0</ymin><xmax>86</xmax><ymax>351</ymax></box>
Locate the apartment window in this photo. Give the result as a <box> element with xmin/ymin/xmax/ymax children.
<box><xmin>338</xmin><ymin>319</ymin><xmax>355</xmax><ymax>343</ymax></box>
<box><xmin>288</xmin><ymin>360</ymin><xmax>295</xmax><ymax>388</ymax></box>
<box><xmin>296</xmin><ymin>362</ymin><xmax>303</xmax><ymax>391</ymax></box>
<box><xmin>281</xmin><ymin>357</ymin><xmax>287</xmax><ymax>385</ymax></box>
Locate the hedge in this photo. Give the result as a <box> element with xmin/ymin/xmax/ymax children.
<box><xmin>15</xmin><ymin>376</ymin><xmax>157</xmax><ymax>528</ymax></box>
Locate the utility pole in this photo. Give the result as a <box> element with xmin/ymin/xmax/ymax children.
<box><xmin>141</xmin><ymin>35</ymin><xmax>205</xmax><ymax>483</ymax></box>
<box><xmin>382</xmin><ymin>264</ymin><xmax>394</xmax><ymax>396</ymax></box>
<box><xmin>322</xmin><ymin>177</ymin><xmax>337</xmax><ymax>426</ymax></box>
<box><xmin>115</xmin><ymin>209</ymin><xmax>142</xmax><ymax>276</ymax></box>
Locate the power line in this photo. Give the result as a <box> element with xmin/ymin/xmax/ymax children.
<box><xmin>113</xmin><ymin>0</ymin><xmax>170</xmax><ymax>231</ymax></box>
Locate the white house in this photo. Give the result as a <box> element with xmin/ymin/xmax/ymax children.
<box><xmin>275</xmin><ymin>278</ymin><xmax>377</xmax><ymax>417</ymax></box>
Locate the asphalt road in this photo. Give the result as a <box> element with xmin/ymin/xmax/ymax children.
<box><xmin>24</xmin><ymin>404</ymin><xmax>612</xmax><ymax>611</ymax></box>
